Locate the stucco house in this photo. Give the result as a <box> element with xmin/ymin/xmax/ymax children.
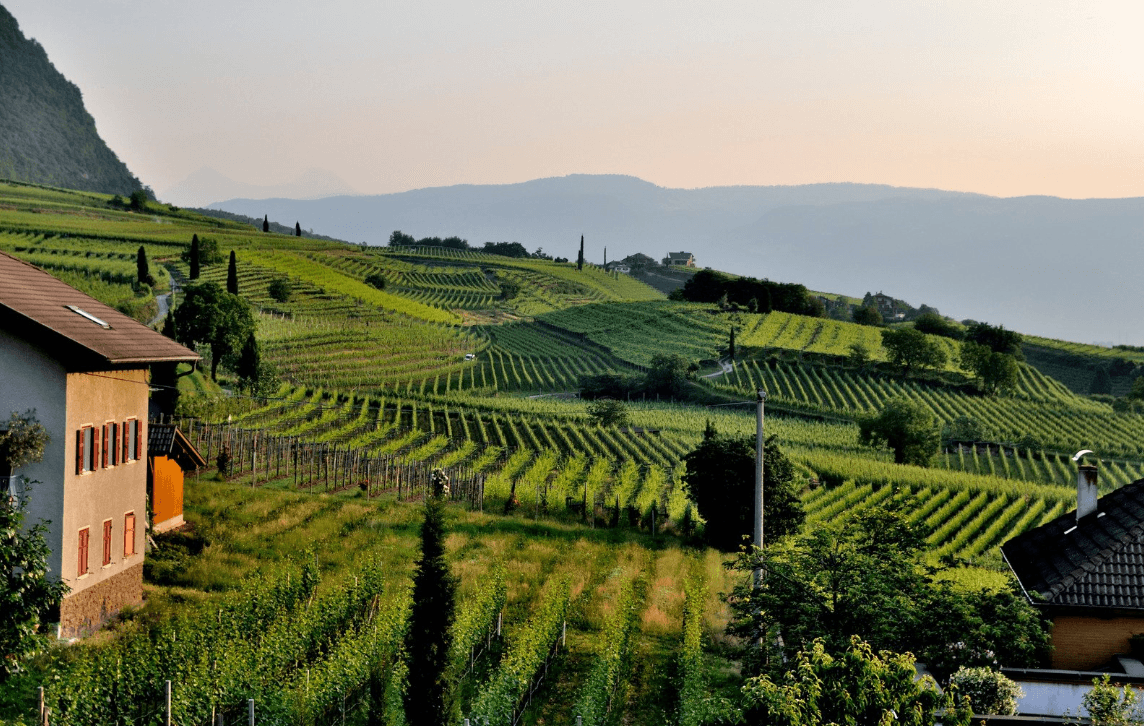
<box><xmin>1002</xmin><ymin>462</ymin><xmax>1144</xmax><ymax>670</ymax></box>
<box><xmin>661</xmin><ymin>252</ymin><xmax>695</xmax><ymax>267</ymax></box>
<box><xmin>0</xmin><ymin>251</ymin><xmax>199</xmax><ymax>637</ymax></box>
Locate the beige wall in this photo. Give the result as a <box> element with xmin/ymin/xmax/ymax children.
<box><xmin>1051</xmin><ymin>614</ymin><xmax>1144</xmax><ymax>670</ymax></box>
<box><xmin>63</xmin><ymin>369</ymin><xmax>148</xmax><ymax>601</ymax></box>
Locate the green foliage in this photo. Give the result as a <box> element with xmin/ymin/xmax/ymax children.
<box><xmin>961</xmin><ymin>342</ymin><xmax>1019</xmax><ymax>394</ymax></box>
<box><xmin>188</xmin><ymin>234</ymin><xmax>200</xmax><ymax>279</ymax></box>
<box><xmin>740</xmin><ymin>636</ymin><xmax>966</xmax><ymax>726</ymax></box>
<box><xmin>859</xmin><ymin>397</ymin><xmax>940</xmax><ymax>466</ymax></box>
<box><xmin>914</xmin><ymin>312</ymin><xmax>963</xmax><ymax>340</ymax></box>
<box><xmin>645</xmin><ymin>353</ymin><xmax>698</xmax><ymax>399</ymax></box>
<box><xmin>0</xmin><ymin>410</ymin><xmax>49</xmax><ymax>471</ymax></box>
<box><xmin>135</xmin><ymin>245</ymin><xmax>154</xmax><ymax>286</ymax></box>
<box><xmin>267</xmin><ymin>277</ymin><xmax>292</xmax><ymax>302</ymax></box>
<box><xmin>364</xmin><ymin>272</ymin><xmax>387</xmax><ymax>291</ymax></box>
<box><xmin>587</xmin><ymin>398</ymin><xmax>630</xmax><ymax>427</ymax></box>
<box><xmin>1</xmin><ymin>484</ymin><xmax>69</xmax><ymax>679</ymax></box>
<box><xmin>1092</xmin><ymin>366</ymin><xmax>1114</xmax><ymax>395</ymax></box>
<box><xmin>852</xmin><ymin>305</ymin><xmax>883</xmax><ymax>326</ymax></box>
<box><xmin>573</xmin><ymin>574</ymin><xmax>643</xmax><ymax>726</ymax></box>
<box><xmin>881</xmin><ymin>328</ymin><xmax>948</xmax><ymax>373</ymax></box>
<box><xmin>469</xmin><ymin>577</ymin><xmax>570</xmax><ymax>725</ymax></box>
<box><xmin>947</xmin><ymin>667</ymin><xmax>1022</xmax><ymax>715</ymax></box>
<box><xmin>182</xmin><ymin>234</ymin><xmax>223</xmax><ymax>268</ymax></box>
<box><xmin>678</xmin><ymin>578</ymin><xmax>738</xmax><ymax>726</ymax></box>
<box><xmin>175</xmin><ymin>281</ymin><xmax>256</xmax><ymax>380</ymax></box>
<box><xmin>403</xmin><ymin>493</ymin><xmax>458</xmax><ymax>726</ymax></box>
<box><xmin>682</xmin><ymin>426</ymin><xmax>805</xmax><ymax>551</ymax></box>
<box><xmin>226</xmin><ymin>250</ymin><xmax>238</xmax><ymax>295</ymax></box>
<box><xmin>1130</xmin><ymin>376</ymin><xmax>1144</xmax><ymax>401</ymax></box>
<box><xmin>1084</xmin><ymin>675</ymin><xmax>1142</xmax><ymax>726</ymax></box>
<box><xmin>965</xmin><ymin>321</ymin><xmax>1023</xmax><ymax>359</ymax></box>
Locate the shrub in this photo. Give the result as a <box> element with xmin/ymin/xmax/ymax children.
<box><xmin>1084</xmin><ymin>675</ymin><xmax>1142</xmax><ymax>726</ymax></box>
<box><xmin>948</xmin><ymin>667</ymin><xmax>1022</xmax><ymax>715</ymax></box>
<box><xmin>268</xmin><ymin>277</ymin><xmax>292</xmax><ymax>302</ymax></box>
<box><xmin>364</xmin><ymin>273</ymin><xmax>387</xmax><ymax>291</ymax></box>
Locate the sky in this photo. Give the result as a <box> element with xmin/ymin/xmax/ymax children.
<box><xmin>6</xmin><ymin>0</ymin><xmax>1144</xmax><ymax>201</ymax></box>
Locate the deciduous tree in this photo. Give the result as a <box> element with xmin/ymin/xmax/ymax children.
<box><xmin>859</xmin><ymin>397</ymin><xmax>939</xmax><ymax>466</ymax></box>
<box><xmin>175</xmin><ymin>282</ymin><xmax>255</xmax><ymax>381</ymax></box>
<box><xmin>881</xmin><ymin>328</ymin><xmax>947</xmax><ymax>374</ymax></box>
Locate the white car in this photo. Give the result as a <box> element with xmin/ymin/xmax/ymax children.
<box><xmin>464</xmin><ymin>353</ymin><xmax>476</xmax><ymax>361</ymax></box>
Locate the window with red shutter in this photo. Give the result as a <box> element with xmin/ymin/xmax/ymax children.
<box><xmin>135</xmin><ymin>420</ymin><xmax>143</xmax><ymax>460</ymax></box>
<box><xmin>78</xmin><ymin>528</ymin><xmax>89</xmax><ymax>576</ymax></box>
<box><xmin>102</xmin><ymin>520</ymin><xmax>112</xmax><ymax>566</ymax></box>
<box><xmin>101</xmin><ymin>424</ymin><xmax>109</xmax><ymax>468</ymax></box>
<box><xmin>122</xmin><ymin>421</ymin><xmax>130</xmax><ymax>462</ymax></box>
<box><xmin>124</xmin><ymin>512</ymin><xmax>135</xmax><ymax>557</ymax></box>
<box><xmin>92</xmin><ymin>426</ymin><xmax>100</xmax><ymax>470</ymax></box>
<box><xmin>76</xmin><ymin>430</ymin><xmax>83</xmax><ymax>474</ymax></box>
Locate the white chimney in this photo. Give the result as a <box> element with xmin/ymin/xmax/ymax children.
<box><xmin>1077</xmin><ymin>463</ymin><xmax>1098</xmax><ymax>521</ymax></box>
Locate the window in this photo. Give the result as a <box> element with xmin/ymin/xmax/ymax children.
<box><xmin>107</xmin><ymin>423</ymin><xmax>118</xmax><ymax>467</ymax></box>
<box><xmin>76</xmin><ymin>426</ymin><xmax>97</xmax><ymax>473</ymax></box>
<box><xmin>125</xmin><ymin>419</ymin><xmax>140</xmax><ymax>462</ymax></box>
<box><xmin>101</xmin><ymin>424</ymin><xmax>109</xmax><ymax>468</ymax></box>
<box><xmin>102</xmin><ymin>520</ymin><xmax>112</xmax><ymax>566</ymax></box>
<box><xmin>124</xmin><ymin>512</ymin><xmax>136</xmax><ymax>557</ymax></box>
<box><xmin>77</xmin><ymin>527</ymin><xmax>89</xmax><ymax>577</ymax></box>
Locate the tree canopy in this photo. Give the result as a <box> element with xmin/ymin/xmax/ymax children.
<box><xmin>175</xmin><ymin>282</ymin><xmax>255</xmax><ymax>381</ymax></box>
<box><xmin>859</xmin><ymin>397</ymin><xmax>940</xmax><ymax>466</ymax></box>
<box><xmin>913</xmin><ymin>312</ymin><xmax>963</xmax><ymax>339</ymax></box>
<box><xmin>676</xmin><ymin>269</ymin><xmax>821</xmax><ymax>317</ymax></box>
<box><xmin>965</xmin><ymin>322</ymin><xmax>1023</xmax><ymax>359</ymax></box>
<box><xmin>682</xmin><ymin>426</ymin><xmax>804</xmax><ymax>551</ymax></box>
<box><xmin>960</xmin><ymin>342</ymin><xmax>1019</xmax><ymax>394</ymax></box>
<box><xmin>880</xmin><ymin>328</ymin><xmax>947</xmax><ymax>374</ymax></box>
<box><xmin>852</xmin><ymin>305</ymin><xmax>883</xmax><ymax>326</ymax></box>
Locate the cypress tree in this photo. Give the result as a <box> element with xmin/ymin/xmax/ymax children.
<box><xmin>227</xmin><ymin>251</ymin><xmax>238</xmax><ymax>295</ymax></box>
<box><xmin>295</xmin><ymin>221</ymin><xmax>302</xmax><ymax>237</ymax></box>
<box><xmin>577</xmin><ymin>234</ymin><xmax>584</xmax><ymax>271</ymax></box>
<box><xmin>189</xmin><ymin>234</ymin><xmax>200</xmax><ymax>280</ymax></box>
<box><xmin>136</xmin><ymin>245</ymin><xmax>154</xmax><ymax>286</ymax></box>
<box><xmin>729</xmin><ymin>326</ymin><xmax>736</xmax><ymax>361</ymax></box>
<box><xmin>161</xmin><ymin>307</ymin><xmax>177</xmax><ymax>339</ymax></box>
<box><xmin>262</xmin><ymin>215</ymin><xmax>269</xmax><ymax>233</ymax></box>
<box><xmin>236</xmin><ymin>331</ymin><xmax>260</xmax><ymax>388</ymax></box>
<box><xmin>401</xmin><ymin>471</ymin><xmax>458</xmax><ymax>726</ymax></box>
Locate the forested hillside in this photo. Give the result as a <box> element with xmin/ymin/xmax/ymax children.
<box><xmin>0</xmin><ymin>3</ymin><xmax>145</xmax><ymax>195</ymax></box>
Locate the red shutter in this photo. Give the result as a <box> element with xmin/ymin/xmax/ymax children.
<box><xmin>101</xmin><ymin>425</ymin><xmax>109</xmax><ymax>468</ymax></box>
<box><xmin>92</xmin><ymin>427</ymin><xmax>100</xmax><ymax>470</ymax></box>
<box><xmin>102</xmin><ymin>520</ymin><xmax>112</xmax><ymax>566</ymax></box>
<box><xmin>78</xmin><ymin>528</ymin><xmax>89</xmax><ymax>576</ymax></box>
<box><xmin>124</xmin><ymin>513</ymin><xmax>135</xmax><ymax>557</ymax></box>
<box><xmin>123</xmin><ymin>422</ymin><xmax>130</xmax><ymax>462</ymax></box>
<box><xmin>136</xmin><ymin>420</ymin><xmax>143</xmax><ymax>460</ymax></box>
<box><xmin>76</xmin><ymin>430</ymin><xmax>83</xmax><ymax>474</ymax></box>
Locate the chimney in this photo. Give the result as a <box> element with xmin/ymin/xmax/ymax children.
<box><xmin>1077</xmin><ymin>463</ymin><xmax>1099</xmax><ymax>521</ymax></box>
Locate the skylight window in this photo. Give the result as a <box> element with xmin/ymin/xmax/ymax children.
<box><xmin>66</xmin><ymin>305</ymin><xmax>111</xmax><ymax>329</ymax></box>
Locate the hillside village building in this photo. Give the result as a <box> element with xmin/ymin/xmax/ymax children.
<box><xmin>661</xmin><ymin>251</ymin><xmax>695</xmax><ymax>267</ymax></box>
<box><xmin>0</xmin><ymin>251</ymin><xmax>199</xmax><ymax>637</ymax></box>
<box><xmin>1002</xmin><ymin>463</ymin><xmax>1144</xmax><ymax>671</ymax></box>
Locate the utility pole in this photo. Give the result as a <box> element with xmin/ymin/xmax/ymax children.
<box><xmin>754</xmin><ymin>388</ymin><xmax>767</xmax><ymax>587</ymax></box>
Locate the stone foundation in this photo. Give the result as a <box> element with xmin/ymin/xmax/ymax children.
<box><xmin>59</xmin><ymin>563</ymin><xmax>143</xmax><ymax>639</ymax></box>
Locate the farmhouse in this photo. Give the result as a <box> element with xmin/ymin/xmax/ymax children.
<box><xmin>661</xmin><ymin>251</ymin><xmax>695</xmax><ymax>267</ymax></box>
<box><xmin>1002</xmin><ymin>462</ymin><xmax>1144</xmax><ymax>670</ymax></box>
<box><xmin>0</xmin><ymin>251</ymin><xmax>199</xmax><ymax>637</ymax></box>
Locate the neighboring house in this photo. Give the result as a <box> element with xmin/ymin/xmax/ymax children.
<box><xmin>1002</xmin><ymin>462</ymin><xmax>1144</xmax><ymax>670</ymax></box>
<box><xmin>871</xmin><ymin>292</ymin><xmax>896</xmax><ymax>317</ymax></box>
<box><xmin>0</xmin><ymin>251</ymin><xmax>199</xmax><ymax>637</ymax></box>
<box><xmin>605</xmin><ymin>262</ymin><xmax>631</xmax><ymax>274</ymax></box>
<box><xmin>147</xmin><ymin>424</ymin><xmax>205</xmax><ymax>534</ymax></box>
<box><xmin>661</xmin><ymin>252</ymin><xmax>695</xmax><ymax>267</ymax></box>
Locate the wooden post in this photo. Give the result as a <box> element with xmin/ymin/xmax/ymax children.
<box><xmin>248</xmin><ymin>698</ymin><xmax>255</xmax><ymax>726</ymax></box>
<box><xmin>165</xmin><ymin>680</ymin><xmax>172</xmax><ymax>726</ymax></box>
<box><xmin>37</xmin><ymin>686</ymin><xmax>44</xmax><ymax>726</ymax></box>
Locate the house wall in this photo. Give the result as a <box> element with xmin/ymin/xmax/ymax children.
<box><xmin>0</xmin><ymin>328</ymin><xmax>67</xmax><ymax>577</ymax></box>
<box><xmin>150</xmin><ymin>455</ymin><xmax>184</xmax><ymax>533</ymax></box>
<box><xmin>1050</xmin><ymin>614</ymin><xmax>1144</xmax><ymax>670</ymax></box>
<box><xmin>62</xmin><ymin>368</ymin><xmax>148</xmax><ymax>632</ymax></box>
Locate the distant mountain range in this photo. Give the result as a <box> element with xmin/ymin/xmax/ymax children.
<box><xmin>210</xmin><ymin>175</ymin><xmax>1144</xmax><ymax>346</ymax></box>
<box><xmin>0</xmin><ymin>3</ymin><xmax>144</xmax><ymax>196</ymax></box>
<box><xmin>163</xmin><ymin>167</ymin><xmax>357</xmax><ymax>208</ymax></box>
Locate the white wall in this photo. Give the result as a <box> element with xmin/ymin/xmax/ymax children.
<box><xmin>0</xmin><ymin>328</ymin><xmax>68</xmax><ymax>575</ymax></box>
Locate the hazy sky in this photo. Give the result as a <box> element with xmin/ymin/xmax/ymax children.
<box><xmin>7</xmin><ymin>0</ymin><xmax>1144</xmax><ymax>199</ymax></box>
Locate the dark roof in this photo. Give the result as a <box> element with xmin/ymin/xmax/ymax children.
<box><xmin>1002</xmin><ymin>479</ymin><xmax>1144</xmax><ymax>611</ymax></box>
<box><xmin>664</xmin><ymin>252</ymin><xmax>693</xmax><ymax>259</ymax></box>
<box><xmin>0</xmin><ymin>251</ymin><xmax>199</xmax><ymax>368</ymax></box>
<box><xmin>148</xmin><ymin>424</ymin><xmax>206</xmax><ymax>469</ymax></box>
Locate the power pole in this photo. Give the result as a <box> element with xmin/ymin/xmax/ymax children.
<box><xmin>754</xmin><ymin>388</ymin><xmax>767</xmax><ymax>587</ymax></box>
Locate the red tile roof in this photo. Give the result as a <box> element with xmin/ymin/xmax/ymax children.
<box><xmin>0</xmin><ymin>251</ymin><xmax>200</xmax><ymax>368</ymax></box>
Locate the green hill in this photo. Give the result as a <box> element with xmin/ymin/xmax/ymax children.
<box><xmin>0</xmin><ymin>3</ymin><xmax>145</xmax><ymax>195</ymax></box>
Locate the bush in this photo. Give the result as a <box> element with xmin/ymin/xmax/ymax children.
<box><xmin>948</xmin><ymin>667</ymin><xmax>1022</xmax><ymax>715</ymax></box>
<box><xmin>1084</xmin><ymin>675</ymin><xmax>1142</xmax><ymax>726</ymax></box>
<box><xmin>267</xmin><ymin>277</ymin><xmax>292</xmax><ymax>302</ymax></box>
<box><xmin>364</xmin><ymin>273</ymin><xmax>387</xmax><ymax>291</ymax></box>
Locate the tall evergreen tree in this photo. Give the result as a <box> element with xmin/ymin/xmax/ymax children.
<box><xmin>189</xmin><ymin>234</ymin><xmax>200</xmax><ymax>279</ymax></box>
<box><xmin>161</xmin><ymin>307</ymin><xmax>176</xmax><ymax>339</ymax></box>
<box><xmin>262</xmin><ymin>215</ymin><xmax>269</xmax><ymax>233</ymax></box>
<box><xmin>577</xmin><ymin>234</ymin><xmax>584</xmax><ymax>271</ymax></box>
<box><xmin>226</xmin><ymin>251</ymin><xmax>238</xmax><ymax>295</ymax></box>
<box><xmin>136</xmin><ymin>245</ymin><xmax>154</xmax><ymax>286</ymax></box>
<box><xmin>236</xmin><ymin>331</ymin><xmax>260</xmax><ymax>388</ymax></box>
<box><xmin>295</xmin><ymin>221</ymin><xmax>302</xmax><ymax>237</ymax></box>
<box><xmin>401</xmin><ymin>472</ymin><xmax>458</xmax><ymax>726</ymax></box>
<box><xmin>728</xmin><ymin>325</ymin><xmax>736</xmax><ymax>360</ymax></box>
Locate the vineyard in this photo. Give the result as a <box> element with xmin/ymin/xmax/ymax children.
<box><xmin>4</xmin><ymin>179</ymin><xmax>1144</xmax><ymax>724</ymax></box>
